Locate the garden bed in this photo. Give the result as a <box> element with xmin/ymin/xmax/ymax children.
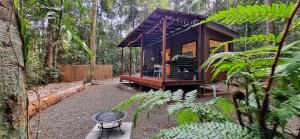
<box><xmin>27</xmin><ymin>81</ymin><xmax>91</xmax><ymax>118</ymax></box>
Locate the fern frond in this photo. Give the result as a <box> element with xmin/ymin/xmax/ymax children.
<box><xmin>184</xmin><ymin>90</ymin><xmax>197</xmax><ymax>103</ymax></box>
<box><xmin>112</xmin><ymin>93</ymin><xmax>146</xmax><ymax>111</ymax></box>
<box><xmin>212</xmin><ymin>34</ymin><xmax>279</xmax><ymax>53</ymax></box>
<box><xmin>202</xmin><ymin>52</ymin><xmax>240</xmax><ymax>71</ymax></box>
<box><xmin>171</xmin><ymin>89</ymin><xmax>184</xmax><ymax>101</ymax></box>
<box><xmin>152</xmin><ymin>122</ymin><xmax>260</xmax><ymax>139</ymax></box>
<box><xmin>290</xmin><ymin>17</ymin><xmax>300</xmax><ymax>30</ymax></box>
<box><xmin>273</xmin><ymin>94</ymin><xmax>300</xmax><ymax>128</ymax></box>
<box><xmin>199</xmin><ymin>3</ymin><xmax>294</xmax><ymax>25</ymax></box>
<box><xmin>168</xmin><ymin>102</ymin><xmax>232</xmax><ymax>122</ymax></box>
<box><xmin>133</xmin><ymin>94</ymin><xmax>167</xmax><ymax>127</ymax></box>
<box><xmin>282</xmin><ymin>40</ymin><xmax>300</xmax><ymax>52</ymax></box>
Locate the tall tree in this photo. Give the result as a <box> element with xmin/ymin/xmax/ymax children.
<box><xmin>45</xmin><ymin>20</ymin><xmax>54</xmax><ymax>68</ymax></box>
<box><xmin>86</xmin><ymin>0</ymin><xmax>97</xmax><ymax>83</ymax></box>
<box><xmin>0</xmin><ymin>0</ymin><xmax>28</xmax><ymax>138</ymax></box>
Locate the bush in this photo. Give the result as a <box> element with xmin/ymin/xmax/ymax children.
<box><xmin>42</xmin><ymin>67</ymin><xmax>62</xmax><ymax>84</ymax></box>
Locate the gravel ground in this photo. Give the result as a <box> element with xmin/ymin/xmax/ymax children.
<box><xmin>29</xmin><ymin>79</ymin><xmax>300</xmax><ymax>138</ymax></box>
<box><xmin>30</xmin><ymin>79</ymin><xmax>196</xmax><ymax>139</ymax></box>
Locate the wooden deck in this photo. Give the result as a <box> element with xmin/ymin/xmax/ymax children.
<box><xmin>120</xmin><ymin>75</ymin><xmax>203</xmax><ymax>89</ymax></box>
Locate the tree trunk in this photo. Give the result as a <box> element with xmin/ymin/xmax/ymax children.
<box><xmin>45</xmin><ymin>22</ymin><xmax>54</xmax><ymax>68</ymax></box>
<box><xmin>0</xmin><ymin>0</ymin><xmax>28</xmax><ymax>138</ymax></box>
<box><xmin>265</xmin><ymin>0</ymin><xmax>275</xmax><ymax>34</ymax></box>
<box><xmin>85</xmin><ymin>0</ymin><xmax>97</xmax><ymax>83</ymax></box>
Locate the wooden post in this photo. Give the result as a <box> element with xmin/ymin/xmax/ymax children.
<box><xmin>129</xmin><ymin>44</ymin><xmax>132</xmax><ymax>76</ymax></box>
<box><xmin>121</xmin><ymin>48</ymin><xmax>124</xmax><ymax>75</ymax></box>
<box><xmin>140</xmin><ymin>34</ymin><xmax>144</xmax><ymax>78</ymax></box>
<box><xmin>162</xmin><ymin>17</ymin><xmax>167</xmax><ymax>82</ymax></box>
<box><xmin>197</xmin><ymin>25</ymin><xmax>202</xmax><ymax>80</ymax></box>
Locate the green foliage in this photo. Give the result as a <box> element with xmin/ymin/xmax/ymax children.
<box><xmin>153</xmin><ymin>122</ymin><xmax>260</xmax><ymax>139</ymax></box>
<box><xmin>43</xmin><ymin>67</ymin><xmax>62</xmax><ymax>84</ymax></box>
<box><xmin>114</xmin><ymin>89</ymin><xmax>235</xmax><ymax>128</ymax></box>
<box><xmin>270</xmin><ymin>54</ymin><xmax>300</xmax><ymax>128</ymax></box>
<box><xmin>212</xmin><ymin>34</ymin><xmax>279</xmax><ymax>53</ymax></box>
<box><xmin>175</xmin><ymin>109</ymin><xmax>199</xmax><ymax>125</ymax></box>
<box><xmin>113</xmin><ymin>90</ymin><xmax>172</xmax><ymax>127</ymax></box>
<box><xmin>76</xmin><ymin>0</ymin><xmax>85</xmax><ymax>14</ymax></box>
<box><xmin>214</xmin><ymin>97</ymin><xmax>235</xmax><ymax>115</ymax></box>
<box><xmin>14</xmin><ymin>0</ymin><xmax>30</xmax><ymax>67</ymax></box>
<box><xmin>199</xmin><ymin>1</ymin><xmax>300</xmax><ymax>138</ymax></box>
<box><xmin>101</xmin><ymin>0</ymin><xmax>114</xmax><ymax>13</ymax></box>
<box><xmin>200</xmin><ymin>3</ymin><xmax>295</xmax><ymax>25</ymax></box>
<box><xmin>63</xmin><ymin>17</ymin><xmax>92</xmax><ymax>60</ymax></box>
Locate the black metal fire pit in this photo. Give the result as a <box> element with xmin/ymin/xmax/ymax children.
<box><xmin>92</xmin><ymin>110</ymin><xmax>127</xmax><ymax>139</ymax></box>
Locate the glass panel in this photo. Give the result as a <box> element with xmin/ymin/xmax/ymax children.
<box><xmin>209</xmin><ymin>40</ymin><xmax>229</xmax><ymax>55</ymax></box>
<box><xmin>182</xmin><ymin>41</ymin><xmax>196</xmax><ymax>57</ymax></box>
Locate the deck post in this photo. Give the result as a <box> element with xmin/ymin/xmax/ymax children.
<box><xmin>121</xmin><ymin>48</ymin><xmax>124</xmax><ymax>75</ymax></box>
<box><xmin>197</xmin><ymin>25</ymin><xmax>202</xmax><ymax>80</ymax></box>
<box><xmin>140</xmin><ymin>34</ymin><xmax>144</xmax><ymax>78</ymax></box>
<box><xmin>129</xmin><ymin>44</ymin><xmax>132</xmax><ymax>76</ymax></box>
<box><xmin>162</xmin><ymin>17</ymin><xmax>167</xmax><ymax>82</ymax></box>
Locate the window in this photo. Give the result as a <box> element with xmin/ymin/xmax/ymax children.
<box><xmin>182</xmin><ymin>41</ymin><xmax>196</xmax><ymax>57</ymax></box>
<box><xmin>209</xmin><ymin>40</ymin><xmax>229</xmax><ymax>54</ymax></box>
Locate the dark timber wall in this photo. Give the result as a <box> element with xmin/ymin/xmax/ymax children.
<box><xmin>204</xmin><ymin>28</ymin><xmax>234</xmax><ymax>81</ymax></box>
<box><xmin>143</xmin><ymin>26</ymin><xmax>233</xmax><ymax>81</ymax></box>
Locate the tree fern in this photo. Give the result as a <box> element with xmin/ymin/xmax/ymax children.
<box><xmin>113</xmin><ymin>90</ymin><xmax>175</xmax><ymax>127</ymax></box>
<box><xmin>199</xmin><ymin>3</ymin><xmax>294</xmax><ymax>25</ymax></box>
<box><xmin>113</xmin><ymin>89</ymin><xmax>233</xmax><ymax>127</ymax></box>
<box><xmin>153</xmin><ymin>122</ymin><xmax>260</xmax><ymax>139</ymax></box>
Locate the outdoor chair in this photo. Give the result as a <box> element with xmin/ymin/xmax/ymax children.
<box><xmin>153</xmin><ymin>64</ymin><xmax>162</xmax><ymax>78</ymax></box>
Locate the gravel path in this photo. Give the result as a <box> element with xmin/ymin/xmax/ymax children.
<box><xmin>29</xmin><ymin>79</ymin><xmax>178</xmax><ymax>139</ymax></box>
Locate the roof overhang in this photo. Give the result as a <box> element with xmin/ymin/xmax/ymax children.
<box><xmin>117</xmin><ymin>8</ymin><xmax>238</xmax><ymax>48</ymax></box>
<box><xmin>206</xmin><ymin>22</ymin><xmax>238</xmax><ymax>38</ymax></box>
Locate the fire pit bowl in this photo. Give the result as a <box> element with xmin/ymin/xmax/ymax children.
<box><xmin>92</xmin><ymin>110</ymin><xmax>127</xmax><ymax>123</ymax></box>
<box><xmin>92</xmin><ymin>110</ymin><xmax>127</xmax><ymax>138</ymax></box>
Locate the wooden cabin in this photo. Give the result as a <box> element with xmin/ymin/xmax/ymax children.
<box><xmin>118</xmin><ymin>9</ymin><xmax>238</xmax><ymax>90</ymax></box>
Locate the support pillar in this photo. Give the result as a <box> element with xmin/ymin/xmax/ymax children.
<box><xmin>121</xmin><ymin>48</ymin><xmax>124</xmax><ymax>75</ymax></box>
<box><xmin>129</xmin><ymin>44</ymin><xmax>132</xmax><ymax>76</ymax></box>
<box><xmin>162</xmin><ymin>17</ymin><xmax>167</xmax><ymax>82</ymax></box>
<box><xmin>140</xmin><ymin>34</ymin><xmax>144</xmax><ymax>78</ymax></box>
<box><xmin>197</xmin><ymin>25</ymin><xmax>202</xmax><ymax>80</ymax></box>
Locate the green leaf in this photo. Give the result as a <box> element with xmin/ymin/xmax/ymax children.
<box><xmin>212</xmin><ymin>34</ymin><xmax>279</xmax><ymax>54</ymax></box>
<box><xmin>63</xmin><ymin>16</ymin><xmax>92</xmax><ymax>59</ymax></box>
<box><xmin>214</xmin><ymin>98</ymin><xmax>235</xmax><ymax>114</ymax></box>
<box><xmin>153</xmin><ymin>122</ymin><xmax>260</xmax><ymax>139</ymax></box>
<box><xmin>199</xmin><ymin>3</ymin><xmax>294</xmax><ymax>25</ymax></box>
<box><xmin>77</xmin><ymin>0</ymin><xmax>85</xmax><ymax>14</ymax></box>
<box><xmin>175</xmin><ymin>109</ymin><xmax>199</xmax><ymax>125</ymax></box>
<box><xmin>64</xmin><ymin>0</ymin><xmax>69</xmax><ymax>11</ymax></box>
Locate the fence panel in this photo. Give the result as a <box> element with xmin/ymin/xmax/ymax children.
<box><xmin>59</xmin><ymin>65</ymin><xmax>113</xmax><ymax>82</ymax></box>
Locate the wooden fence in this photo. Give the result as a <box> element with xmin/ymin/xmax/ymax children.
<box><xmin>59</xmin><ymin>65</ymin><xmax>113</xmax><ymax>82</ymax></box>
